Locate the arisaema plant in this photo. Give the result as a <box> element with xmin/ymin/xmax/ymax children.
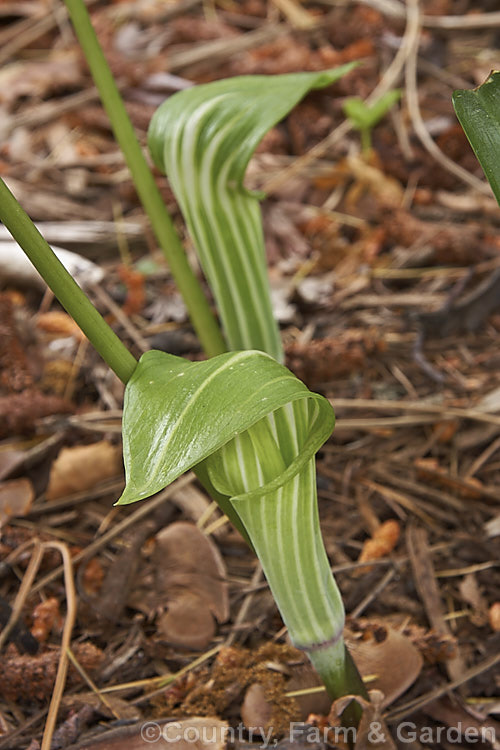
<box><xmin>0</xmin><ymin>0</ymin><xmax>367</xmax><ymax>721</ymax></box>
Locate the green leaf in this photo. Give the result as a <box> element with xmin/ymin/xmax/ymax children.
<box><xmin>148</xmin><ymin>66</ymin><xmax>356</xmax><ymax>362</ymax></box>
<box><xmin>453</xmin><ymin>70</ymin><xmax>500</xmax><ymax>204</ymax></box>
<box><xmin>117</xmin><ymin>348</ymin><xmax>354</xmax><ymax>695</ymax></box>
<box><xmin>117</xmin><ymin>349</ymin><xmax>334</xmax><ymax>507</ymax></box>
<box><xmin>343</xmin><ymin>89</ymin><xmax>401</xmax><ymax>131</ymax></box>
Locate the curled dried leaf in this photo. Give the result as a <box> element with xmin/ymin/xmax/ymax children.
<box><xmin>46</xmin><ymin>441</ymin><xmax>122</xmax><ymax>500</ymax></box>
<box><xmin>331</xmin><ymin>689</ymin><xmax>396</xmax><ymax>750</ymax></box>
<box><xmin>153</xmin><ymin>522</ymin><xmax>229</xmax><ymax>650</ymax></box>
<box><xmin>345</xmin><ymin>623</ymin><xmax>422</xmax><ymax>707</ymax></box>
<box><xmin>355</xmin><ymin>520</ymin><xmax>400</xmax><ymax>576</ymax></box>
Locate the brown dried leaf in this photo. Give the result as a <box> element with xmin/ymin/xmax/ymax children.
<box><xmin>45</xmin><ymin>441</ymin><xmax>122</xmax><ymax>500</ymax></box>
<box><xmin>36</xmin><ymin>311</ymin><xmax>86</xmax><ymax>341</ymax></box>
<box><xmin>71</xmin><ymin>717</ymin><xmax>229</xmax><ymax>750</ymax></box>
<box><xmin>153</xmin><ymin>521</ymin><xmax>229</xmax><ymax>650</ymax></box>
<box><xmin>156</xmin><ymin>590</ymin><xmax>217</xmax><ymax>651</ymax></box>
<box><xmin>0</xmin><ymin>448</ymin><xmax>25</xmax><ymax>481</ymax></box>
<box><xmin>346</xmin><ymin>623</ymin><xmax>423</xmax><ymax>707</ymax></box>
<box><xmin>459</xmin><ymin>573</ymin><xmax>489</xmax><ymax>627</ymax></box>
<box><xmin>331</xmin><ymin>690</ymin><xmax>396</xmax><ymax>750</ymax></box>
<box><xmin>241</xmin><ymin>682</ymin><xmax>274</xmax><ymax>732</ymax></box>
<box><xmin>0</xmin><ymin>478</ymin><xmax>34</xmax><ymax>525</ymax></box>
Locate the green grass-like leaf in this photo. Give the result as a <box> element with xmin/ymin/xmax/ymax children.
<box><xmin>453</xmin><ymin>70</ymin><xmax>500</xmax><ymax>204</ymax></box>
<box><xmin>148</xmin><ymin>66</ymin><xmax>356</xmax><ymax>362</ymax></box>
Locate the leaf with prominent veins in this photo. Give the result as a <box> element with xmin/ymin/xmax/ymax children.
<box><xmin>117</xmin><ymin>348</ymin><xmax>351</xmax><ymax>693</ymax></box>
<box><xmin>148</xmin><ymin>66</ymin><xmax>356</xmax><ymax>362</ymax></box>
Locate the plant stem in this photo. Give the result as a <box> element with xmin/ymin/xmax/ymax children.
<box><xmin>0</xmin><ymin>178</ymin><xmax>137</xmax><ymax>385</ymax></box>
<box><xmin>308</xmin><ymin>644</ymin><xmax>367</xmax><ymax>726</ymax></box>
<box><xmin>62</xmin><ymin>0</ymin><xmax>226</xmax><ymax>359</ymax></box>
<box><xmin>360</xmin><ymin>127</ymin><xmax>372</xmax><ymax>154</ymax></box>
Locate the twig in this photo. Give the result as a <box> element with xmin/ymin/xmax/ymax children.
<box><xmin>404</xmin><ymin>0</ymin><xmax>490</xmax><ymax>195</ymax></box>
<box><xmin>330</xmin><ymin>398</ymin><xmax>500</xmax><ymax>428</ymax></box>
<box><xmin>225</xmin><ymin>563</ymin><xmax>264</xmax><ymax>647</ymax></box>
<box><xmin>41</xmin><ymin>541</ymin><xmax>77</xmax><ymax>750</ymax></box>
<box><xmin>406</xmin><ymin>525</ymin><xmax>464</xmax><ymax>683</ymax></box>
<box><xmin>66</xmin><ymin>646</ymin><xmax>120</xmax><ymax>719</ymax></box>
<box><xmin>350</xmin><ymin>567</ymin><xmax>397</xmax><ymax>618</ymax></box>
<box><xmin>31</xmin><ymin>473</ymin><xmax>195</xmax><ymax>593</ymax></box>
<box><xmin>385</xmin><ymin>650</ymin><xmax>500</xmax><ymax>722</ymax></box>
<box><xmin>0</xmin><ymin>540</ymin><xmax>44</xmax><ymax>653</ymax></box>
<box><xmin>91</xmin><ymin>283</ymin><xmax>149</xmax><ymax>354</ymax></box>
<box><xmin>168</xmin><ymin>23</ymin><xmax>287</xmax><ymax>72</ymax></box>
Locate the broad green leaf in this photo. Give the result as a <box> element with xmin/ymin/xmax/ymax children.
<box><xmin>117</xmin><ymin>349</ymin><xmax>334</xmax><ymax>506</ymax></box>
<box><xmin>453</xmin><ymin>70</ymin><xmax>500</xmax><ymax>204</ymax></box>
<box><xmin>148</xmin><ymin>66</ymin><xmax>356</xmax><ymax>362</ymax></box>
<box><xmin>117</xmin><ymin>348</ymin><xmax>348</xmax><ymax>684</ymax></box>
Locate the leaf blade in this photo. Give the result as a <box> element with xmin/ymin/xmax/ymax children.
<box><xmin>453</xmin><ymin>70</ymin><xmax>500</xmax><ymax>204</ymax></box>
<box><xmin>117</xmin><ymin>349</ymin><xmax>334</xmax><ymax>506</ymax></box>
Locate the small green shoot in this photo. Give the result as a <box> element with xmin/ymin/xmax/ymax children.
<box><xmin>453</xmin><ymin>70</ymin><xmax>500</xmax><ymax>205</ymax></box>
<box><xmin>343</xmin><ymin>89</ymin><xmax>401</xmax><ymax>153</ymax></box>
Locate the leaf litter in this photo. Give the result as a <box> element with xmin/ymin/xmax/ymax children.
<box><xmin>0</xmin><ymin>0</ymin><xmax>500</xmax><ymax>748</ymax></box>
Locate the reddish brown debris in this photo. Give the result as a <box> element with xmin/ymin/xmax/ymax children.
<box><xmin>0</xmin><ymin>642</ymin><xmax>103</xmax><ymax>703</ymax></box>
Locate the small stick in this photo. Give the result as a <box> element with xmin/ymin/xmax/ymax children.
<box><xmin>41</xmin><ymin>542</ymin><xmax>77</xmax><ymax>750</ymax></box>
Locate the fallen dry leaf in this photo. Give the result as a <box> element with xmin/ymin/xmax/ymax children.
<box><xmin>36</xmin><ymin>311</ymin><xmax>86</xmax><ymax>340</ymax></box>
<box><xmin>153</xmin><ymin>521</ymin><xmax>229</xmax><ymax>650</ymax></box>
<box><xmin>459</xmin><ymin>573</ymin><xmax>489</xmax><ymax>627</ymax></box>
<box><xmin>156</xmin><ymin>590</ymin><xmax>218</xmax><ymax>651</ymax></box>
<box><xmin>45</xmin><ymin>441</ymin><xmax>122</xmax><ymax>500</ymax></box>
<box><xmin>331</xmin><ymin>690</ymin><xmax>396</xmax><ymax>750</ymax></box>
<box><xmin>346</xmin><ymin>623</ymin><xmax>423</xmax><ymax>707</ymax></box>
<box><xmin>241</xmin><ymin>682</ymin><xmax>274</xmax><ymax>733</ymax></box>
<box><xmin>0</xmin><ymin>448</ymin><xmax>25</xmax><ymax>482</ymax></box>
<box><xmin>0</xmin><ymin>478</ymin><xmax>34</xmax><ymax>525</ymax></box>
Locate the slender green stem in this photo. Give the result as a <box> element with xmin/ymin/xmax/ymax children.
<box><xmin>0</xmin><ymin>178</ymin><xmax>137</xmax><ymax>385</ymax></box>
<box><xmin>360</xmin><ymin>127</ymin><xmax>372</xmax><ymax>154</ymax></box>
<box><xmin>308</xmin><ymin>645</ymin><xmax>367</xmax><ymax>727</ymax></box>
<box><xmin>62</xmin><ymin>0</ymin><xmax>226</xmax><ymax>359</ymax></box>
